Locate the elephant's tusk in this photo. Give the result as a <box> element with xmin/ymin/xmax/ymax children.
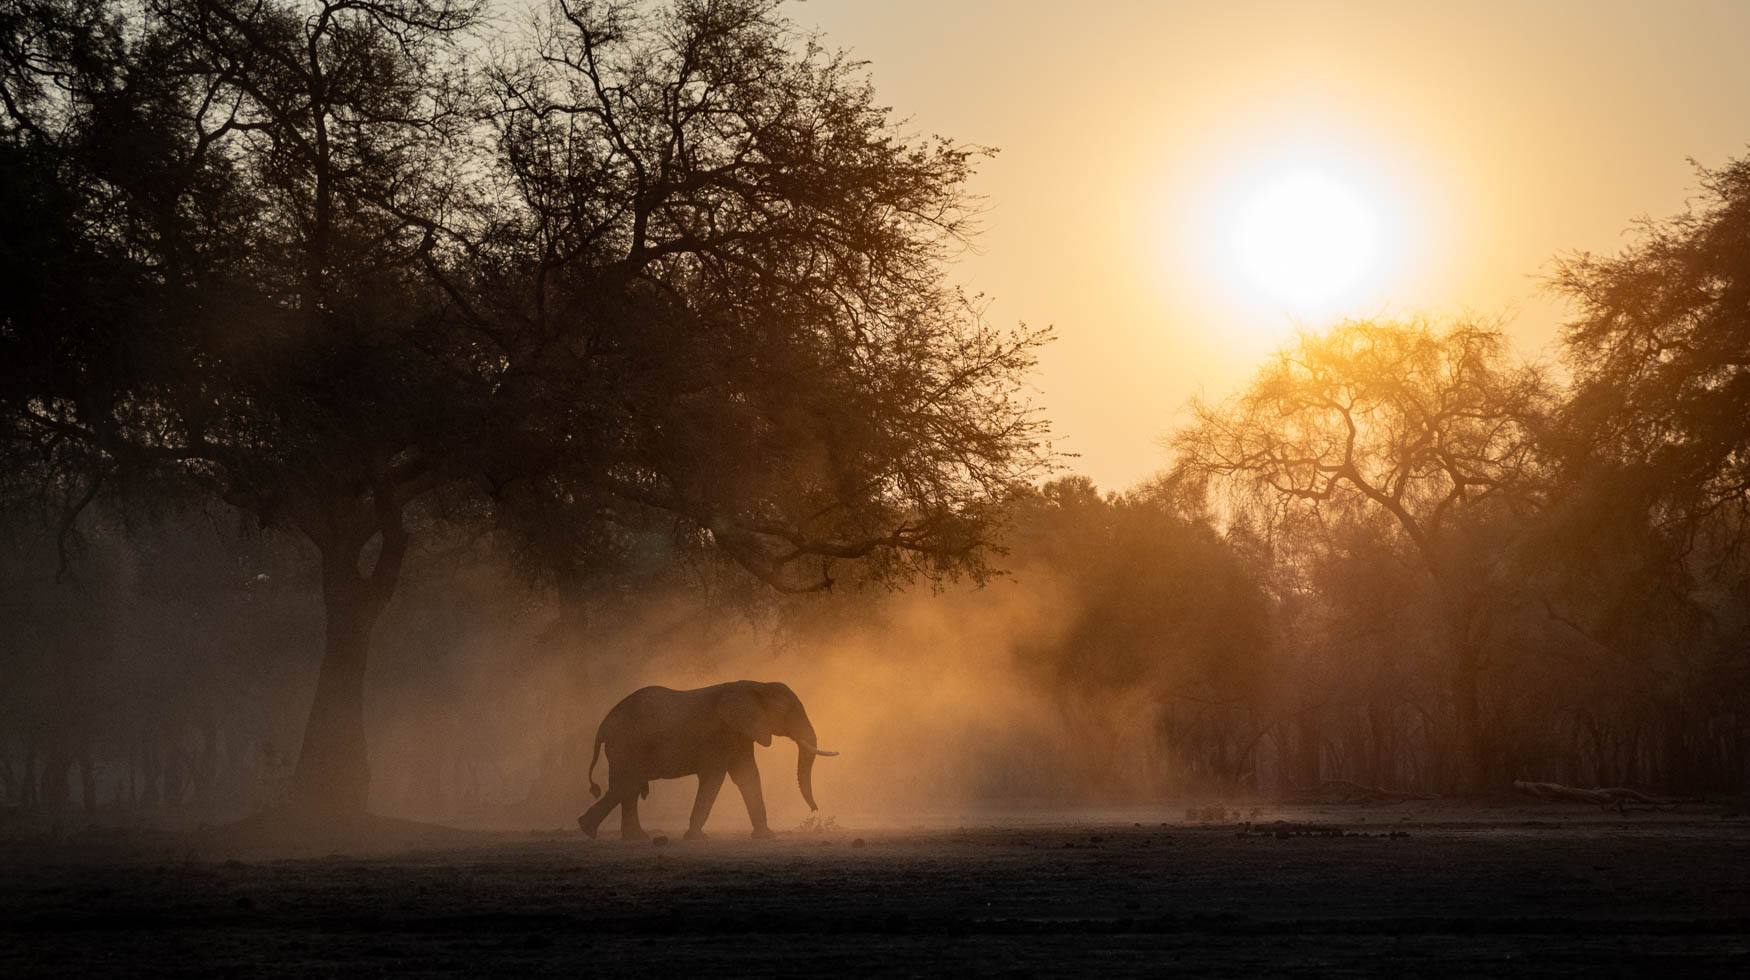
<box><xmin>795</xmin><ymin>738</ymin><xmax>840</xmax><ymax>757</ymax></box>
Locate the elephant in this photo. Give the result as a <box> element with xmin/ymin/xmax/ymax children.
<box><xmin>577</xmin><ymin>680</ymin><xmax>839</xmax><ymax>841</ymax></box>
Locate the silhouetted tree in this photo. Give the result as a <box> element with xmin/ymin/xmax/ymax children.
<box><xmin>1552</xmin><ymin>153</ymin><xmax>1750</xmax><ymax>535</ymax></box>
<box><xmin>1539</xmin><ymin>152</ymin><xmax>1750</xmax><ymax>791</ymax></box>
<box><xmin>0</xmin><ymin>0</ymin><xmax>1051</xmax><ymax>816</ymax></box>
<box><xmin>1173</xmin><ymin>318</ymin><xmax>1549</xmax><ymax>790</ymax></box>
<box><xmin>1002</xmin><ymin>477</ymin><xmax>1270</xmax><ymax>796</ymax></box>
<box><xmin>476</xmin><ymin>0</ymin><xmax>1051</xmax><ymax>590</ymax></box>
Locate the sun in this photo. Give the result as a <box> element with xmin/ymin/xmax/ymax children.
<box><xmin>1232</xmin><ymin>170</ymin><xmax>1380</xmax><ymax>312</ymax></box>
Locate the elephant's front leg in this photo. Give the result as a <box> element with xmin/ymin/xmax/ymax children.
<box><xmin>727</xmin><ymin>749</ymin><xmax>774</xmax><ymax>839</ymax></box>
<box><xmin>686</xmin><ymin>769</ymin><xmax>726</xmax><ymax>840</ymax></box>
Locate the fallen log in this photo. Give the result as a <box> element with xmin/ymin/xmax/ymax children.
<box><xmin>1321</xmin><ymin>779</ymin><xmax>1439</xmax><ymax>803</ymax></box>
<box><xmin>1280</xmin><ymin>779</ymin><xmax>1438</xmax><ymax>805</ymax></box>
<box><xmin>1512</xmin><ymin>780</ymin><xmax>1678</xmax><ymax>812</ymax></box>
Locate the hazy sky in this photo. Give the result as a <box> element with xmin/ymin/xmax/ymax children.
<box><xmin>798</xmin><ymin>0</ymin><xmax>1750</xmax><ymax>490</ymax></box>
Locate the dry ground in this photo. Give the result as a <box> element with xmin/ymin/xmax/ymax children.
<box><xmin>3</xmin><ymin>804</ymin><xmax>1748</xmax><ymax>977</ymax></box>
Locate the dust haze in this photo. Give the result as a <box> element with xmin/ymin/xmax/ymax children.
<box><xmin>0</xmin><ymin>471</ymin><xmax>1283</xmax><ymax>836</ymax></box>
<box><xmin>371</xmin><ymin>567</ymin><xmax>1091</xmax><ymax>832</ymax></box>
<box><xmin>0</xmin><ymin>498</ymin><xmax>1211</xmax><ymax>834</ymax></box>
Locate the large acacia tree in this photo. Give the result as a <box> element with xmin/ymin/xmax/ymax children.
<box><xmin>473</xmin><ymin>0</ymin><xmax>1050</xmax><ymax>591</ymax></box>
<box><xmin>0</xmin><ymin>0</ymin><xmax>1051</xmax><ymax>815</ymax></box>
<box><xmin>1172</xmin><ymin>319</ymin><xmax>1548</xmax><ymax>790</ymax></box>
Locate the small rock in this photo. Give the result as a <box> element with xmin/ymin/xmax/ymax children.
<box><xmin>851</xmin><ymin>838</ymin><xmax>866</xmax><ymax>848</ymax></box>
<box><xmin>652</xmin><ymin>835</ymin><xmax>669</xmax><ymax>846</ymax></box>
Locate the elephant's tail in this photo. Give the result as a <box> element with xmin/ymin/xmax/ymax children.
<box><xmin>587</xmin><ymin>726</ymin><xmax>605</xmax><ymax>799</ymax></box>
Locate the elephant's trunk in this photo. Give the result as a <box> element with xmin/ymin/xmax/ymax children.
<box><xmin>791</xmin><ymin>715</ymin><xmax>836</xmax><ymax>812</ymax></box>
<box><xmin>797</xmin><ymin>741</ymin><xmax>817</xmax><ymax>811</ymax></box>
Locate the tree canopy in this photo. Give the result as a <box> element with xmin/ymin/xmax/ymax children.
<box><xmin>1552</xmin><ymin>154</ymin><xmax>1750</xmax><ymax>533</ymax></box>
<box><xmin>0</xmin><ymin>0</ymin><xmax>1052</xmax><ymax>813</ymax></box>
<box><xmin>1173</xmin><ymin>318</ymin><xmax>1547</xmax><ymax>566</ymax></box>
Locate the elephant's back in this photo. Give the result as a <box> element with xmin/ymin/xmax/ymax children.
<box><xmin>606</xmin><ymin>685</ymin><xmax>678</xmax><ymax>714</ymax></box>
<box><xmin>605</xmin><ymin>685</ymin><xmax>683</xmax><ymax>735</ymax></box>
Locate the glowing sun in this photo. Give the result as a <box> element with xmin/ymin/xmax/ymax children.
<box><xmin>1232</xmin><ymin>171</ymin><xmax>1380</xmax><ymax>310</ymax></box>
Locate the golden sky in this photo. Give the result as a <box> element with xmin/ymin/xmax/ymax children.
<box><xmin>802</xmin><ymin>0</ymin><xmax>1750</xmax><ymax>490</ymax></box>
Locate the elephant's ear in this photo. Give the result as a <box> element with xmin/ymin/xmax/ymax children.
<box><xmin>718</xmin><ymin>690</ymin><xmax>773</xmax><ymax>747</ymax></box>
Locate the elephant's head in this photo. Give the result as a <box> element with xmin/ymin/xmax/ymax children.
<box><xmin>718</xmin><ymin>681</ymin><xmax>839</xmax><ymax>811</ymax></box>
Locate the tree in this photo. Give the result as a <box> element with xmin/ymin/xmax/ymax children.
<box><xmin>1551</xmin><ymin>152</ymin><xmax>1750</xmax><ymax>534</ymax></box>
<box><xmin>4</xmin><ymin>0</ymin><xmax>490</xmax><ymax>817</ymax></box>
<box><xmin>986</xmin><ymin>478</ymin><xmax>1271</xmax><ymax>797</ymax></box>
<box><xmin>0</xmin><ymin>0</ymin><xmax>1051</xmax><ymax>816</ymax></box>
<box><xmin>1172</xmin><ymin>318</ymin><xmax>1548</xmax><ymax>790</ymax></box>
<box><xmin>476</xmin><ymin>0</ymin><xmax>1051</xmax><ymax>590</ymax></box>
<box><xmin>1542</xmin><ymin>151</ymin><xmax>1750</xmax><ymax>792</ymax></box>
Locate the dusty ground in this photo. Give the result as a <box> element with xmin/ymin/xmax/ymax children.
<box><xmin>3</xmin><ymin>804</ymin><xmax>1748</xmax><ymax>977</ymax></box>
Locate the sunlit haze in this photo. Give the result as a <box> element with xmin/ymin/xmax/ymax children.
<box><xmin>802</xmin><ymin>0</ymin><xmax>1750</xmax><ymax>488</ymax></box>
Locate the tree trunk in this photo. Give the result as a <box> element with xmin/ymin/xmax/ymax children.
<box><xmin>23</xmin><ymin>744</ymin><xmax>40</xmax><ymax>809</ymax></box>
<box><xmin>1435</xmin><ymin>576</ymin><xmax>1491</xmax><ymax>795</ymax></box>
<box><xmin>520</xmin><ymin>593</ymin><xmax>593</xmax><ymax>814</ymax></box>
<box><xmin>1449</xmin><ymin>638</ymin><xmax>1485</xmax><ymax>793</ymax></box>
<box><xmin>1367</xmin><ymin>701</ymin><xmax>1391</xmax><ymax>790</ymax></box>
<box><xmin>289</xmin><ymin>567</ymin><xmax>383</xmax><ymax>815</ymax></box>
<box><xmin>145</xmin><ymin>743</ymin><xmax>163</xmax><ymax>806</ymax></box>
<box><xmin>288</xmin><ymin>518</ymin><xmax>407</xmax><ymax>816</ymax></box>
<box><xmin>1293</xmin><ymin>705</ymin><xmax>1323</xmax><ymax>789</ymax></box>
<box><xmin>78</xmin><ymin>735</ymin><xmax>96</xmax><ymax>816</ymax></box>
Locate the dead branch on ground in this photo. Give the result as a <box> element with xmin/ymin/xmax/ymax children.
<box><xmin>1281</xmin><ymin>779</ymin><xmax>1439</xmax><ymax>805</ymax></box>
<box><xmin>1512</xmin><ymin>780</ymin><xmax>1680</xmax><ymax>813</ymax></box>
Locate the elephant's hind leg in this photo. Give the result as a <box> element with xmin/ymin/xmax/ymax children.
<box><xmin>577</xmin><ymin>789</ymin><xmax>619</xmax><ymax>839</ymax></box>
<box><xmin>617</xmin><ymin>787</ymin><xmax>648</xmax><ymax>841</ymax></box>
<box><xmin>686</xmin><ymin>769</ymin><xmax>726</xmax><ymax>840</ymax></box>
